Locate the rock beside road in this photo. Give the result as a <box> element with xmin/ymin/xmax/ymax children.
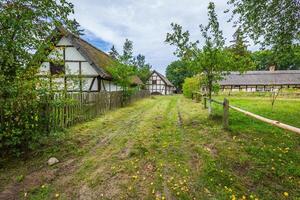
<box><xmin>47</xmin><ymin>157</ymin><xmax>59</xmax><ymax>166</ymax></box>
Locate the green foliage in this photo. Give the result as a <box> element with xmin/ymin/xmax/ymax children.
<box><xmin>182</xmin><ymin>75</ymin><xmax>201</xmax><ymax>98</ymax></box>
<box><xmin>228</xmin><ymin>27</ymin><xmax>249</xmax><ymax>57</ymax></box>
<box><xmin>109</xmin><ymin>45</ymin><xmax>120</xmax><ymax>60</ymax></box>
<box><xmin>120</xmin><ymin>39</ymin><xmax>134</xmax><ymax>65</ymax></box>
<box><xmin>166</xmin><ymin>2</ymin><xmax>252</xmax><ymax>99</ymax></box>
<box><xmin>134</xmin><ymin>54</ymin><xmax>152</xmax><ymax>83</ymax></box>
<box><xmin>107</xmin><ymin>61</ymin><xmax>137</xmax><ymax>101</ymax></box>
<box><xmin>166</xmin><ymin>60</ymin><xmax>193</xmax><ymax>91</ymax></box>
<box><xmin>251</xmin><ymin>46</ymin><xmax>300</xmax><ymax>70</ymax></box>
<box><xmin>227</xmin><ymin>0</ymin><xmax>300</xmax><ymax>70</ymax></box>
<box><xmin>0</xmin><ymin>0</ymin><xmax>80</xmax><ymax>156</ymax></box>
<box><xmin>109</xmin><ymin>40</ymin><xmax>152</xmax><ymax>83</ymax></box>
<box><xmin>227</xmin><ymin>0</ymin><xmax>300</xmax><ymax>50</ymax></box>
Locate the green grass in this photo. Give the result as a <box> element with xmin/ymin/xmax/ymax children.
<box><xmin>0</xmin><ymin>95</ymin><xmax>299</xmax><ymax>200</ymax></box>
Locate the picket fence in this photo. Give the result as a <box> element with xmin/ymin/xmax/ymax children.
<box><xmin>41</xmin><ymin>90</ymin><xmax>150</xmax><ymax>131</ymax></box>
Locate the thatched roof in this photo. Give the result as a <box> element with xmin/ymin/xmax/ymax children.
<box><xmin>57</xmin><ymin>27</ymin><xmax>113</xmax><ymax>79</ymax></box>
<box><xmin>151</xmin><ymin>70</ymin><xmax>174</xmax><ymax>87</ymax></box>
<box><xmin>131</xmin><ymin>76</ymin><xmax>144</xmax><ymax>85</ymax></box>
<box><xmin>219</xmin><ymin>70</ymin><xmax>300</xmax><ymax>86</ymax></box>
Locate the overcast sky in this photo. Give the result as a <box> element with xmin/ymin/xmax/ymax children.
<box><xmin>70</xmin><ymin>0</ymin><xmax>257</xmax><ymax>75</ymax></box>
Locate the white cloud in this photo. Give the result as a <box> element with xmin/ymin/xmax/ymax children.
<box><xmin>70</xmin><ymin>0</ymin><xmax>252</xmax><ymax>74</ymax></box>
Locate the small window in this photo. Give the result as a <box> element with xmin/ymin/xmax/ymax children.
<box><xmin>152</xmin><ymin>80</ymin><xmax>157</xmax><ymax>84</ymax></box>
<box><xmin>50</xmin><ymin>62</ymin><xmax>65</xmax><ymax>75</ymax></box>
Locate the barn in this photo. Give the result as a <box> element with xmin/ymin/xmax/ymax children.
<box><xmin>219</xmin><ymin>70</ymin><xmax>300</xmax><ymax>92</ymax></box>
<box><xmin>146</xmin><ymin>70</ymin><xmax>175</xmax><ymax>95</ymax></box>
<box><xmin>39</xmin><ymin>27</ymin><xmax>143</xmax><ymax>92</ymax></box>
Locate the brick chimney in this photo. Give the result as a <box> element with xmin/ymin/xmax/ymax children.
<box><xmin>269</xmin><ymin>65</ymin><xmax>276</xmax><ymax>71</ymax></box>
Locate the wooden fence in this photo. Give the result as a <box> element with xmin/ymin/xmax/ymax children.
<box><xmin>203</xmin><ymin>97</ymin><xmax>300</xmax><ymax>135</ymax></box>
<box><xmin>42</xmin><ymin>90</ymin><xmax>150</xmax><ymax>131</ymax></box>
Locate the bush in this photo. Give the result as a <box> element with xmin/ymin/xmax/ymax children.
<box><xmin>182</xmin><ymin>76</ymin><xmax>201</xmax><ymax>98</ymax></box>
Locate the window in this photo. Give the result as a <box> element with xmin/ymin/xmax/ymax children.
<box><xmin>50</xmin><ymin>62</ymin><xmax>65</xmax><ymax>75</ymax></box>
<box><xmin>152</xmin><ymin>80</ymin><xmax>157</xmax><ymax>84</ymax></box>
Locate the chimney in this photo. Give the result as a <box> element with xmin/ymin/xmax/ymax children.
<box><xmin>269</xmin><ymin>65</ymin><xmax>276</xmax><ymax>71</ymax></box>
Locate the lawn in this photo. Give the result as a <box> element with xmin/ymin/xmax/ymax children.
<box><xmin>0</xmin><ymin>95</ymin><xmax>299</xmax><ymax>200</ymax></box>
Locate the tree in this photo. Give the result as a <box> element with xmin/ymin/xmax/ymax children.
<box><xmin>166</xmin><ymin>60</ymin><xmax>193</xmax><ymax>91</ymax></box>
<box><xmin>227</xmin><ymin>0</ymin><xmax>300</xmax><ymax>68</ymax></box>
<box><xmin>120</xmin><ymin>39</ymin><xmax>134</xmax><ymax>65</ymax></box>
<box><xmin>228</xmin><ymin>27</ymin><xmax>254</xmax><ymax>71</ymax></box>
<box><xmin>135</xmin><ymin>54</ymin><xmax>152</xmax><ymax>83</ymax></box>
<box><xmin>252</xmin><ymin>46</ymin><xmax>300</xmax><ymax>70</ymax></box>
<box><xmin>110</xmin><ymin>40</ymin><xmax>152</xmax><ymax>83</ymax></box>
<box><xmin>107</xmin><ymin>61</ymin><xmax>137</xmax><ymax>103</ymax></box>
<box><xmin>229</xmin><ymin>27</ymin><xmax>249</xmax><ymax>56</ymax></box>
<box><xmin>0</xmin><ymin>0</ymin><xmax>81</xmax><ymax>155</ymax></box>
<box><xmin>109</xmin><ymin>45</ymin><xmax>120</xmax><ymax>60</ymax></box>
<box><xmin>166</xmin><ymin>2</ymin><xmax>249</xmax><ymax>99</ymax></box>
<box><xmin>251</xmin><ymin>50</ymin><xmax>275</xmax><ymax>70</ymax></box>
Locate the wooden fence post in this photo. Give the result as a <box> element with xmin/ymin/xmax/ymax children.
<box><xmin>203</xmin><ymin>97</ymin><xmax>207</xmax><ymax>109</ymax></box>
<box><xmin>208</xmin><ymin>99</ymin><xmax>212</xmax><ymax>115</ymax></box>
<box><xmin>223</xmin><ymin>98</ymin><xmax>229</xmax><ymax>129</ymax></box>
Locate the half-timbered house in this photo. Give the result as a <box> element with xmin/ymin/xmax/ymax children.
<box><xmin>146</xmin><ymin>70</ymin><xmax>175</xmax><ymax>95</ymax></box>
<box><xmin>39</xmin><ymin>27</ymin><xmax>142</xmax><ymax>92</ymax></box>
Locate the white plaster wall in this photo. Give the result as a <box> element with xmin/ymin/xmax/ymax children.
<box><xmin>65</xmin><ymin>62</ymin><xmax>79</xmax><ymax>75</ymax></box>
<box><xmin>65</xmin><ymin>47</ymin><xmax>85</xmax><ymax>61</ymax></box>
<box><xmin>102</xmin><ymin>80</ymin><xmax>110</xmax><ymax>91</ymax></box>
<box><xmin>57</xmin><ymin>37</ymin><xmax>72</xmax><ymax>46</ymax></box>
<box><xmin>91</xmin><ymin>78</ymin><xmax>98</xmax><ymax>91</ymax></box>
<box><xmin>81</xmin><ymin>62</ymin><xmax>98</xmax><ymax>76</ymax></box>
<box><xmin>82</xmin><ymin>78</ymin><xmax>93</xmax><ymax>91</ymax></box>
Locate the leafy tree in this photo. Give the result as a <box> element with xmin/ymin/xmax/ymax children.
<box><xmin>107</xmin><ymin>61</ymin><xmax>137</xmax><ymax>103</ymax></box>
<box><xmin>166</xmin><ymin>2</ymin><xmax>250</xmax><ymax>99</ymax></box>
<box><xmin>229</xmin><ymin>27</ymin><xmax>249</xmax><ymax>56</ymax></box>
<box><xmin>227</xmin><ymin>0</ymin><xmax>300</xmax><ymax>68</ymax></box>
<box><xmin>252</xmin><ymin>46</ymin><xmax>300</xmax><ymax>70</ymax></box>
<box><xmin>0</xmin><ymin>0</ymin><xmax>80</xmax><ymax>155</ymax></box>
<box><xmin>109</xmin><ymin>45</ymin><xmax>120</xmax><ymax>60</ymax></box>
<box><xmin>166</xmin><ymin>60</ymin><xmax>193</xmax><ymax>91</ymax></box>
<box><xmin>166</xmin><ymin>23</ymin><xmax>198</xmax><ymax>59</ymax></box>
<box><xmin>120</xmin><ymin>39</ymin><xmax>134</xmax><ymax>65</ymax></box>
<box><xmin>251</xmin><ymin>50</ymin><xmax>274</xmax><ymax>70</ymax></box>
<box><xmin>110</xmin><ymin>40</ymin><xmax>152</xmax><ymax>83</ymax></box>
<box><xmin>134</xmin><ymin>54</ymin><xmax>152</xmax><ymax>83</ymax></box>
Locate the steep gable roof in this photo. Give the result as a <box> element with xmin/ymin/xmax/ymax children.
<box><xmin>56</xmin><ymin>27</ymin><xmax>114</xmax><ymax>79</ymax></box>
<box><xmin>151</xmin><ymin>70</ymin><xmax>174</xmax><ymax>87</ymax></box>
<box><xmin>219</xmin><ymin>70</ymin><xmax>300</xmax><ymax>86</ymax></box>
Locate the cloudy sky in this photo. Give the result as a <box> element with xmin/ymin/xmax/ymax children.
<box><xmin>70</xmin><ymin>0</ymin><xmax>256</xmax><ymax>74</ymax></box>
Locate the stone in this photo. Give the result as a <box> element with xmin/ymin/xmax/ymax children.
<box><xmin>47</xmin><ymin>157</ymin><xmax>59</xmax><ymax>166</ymax></box>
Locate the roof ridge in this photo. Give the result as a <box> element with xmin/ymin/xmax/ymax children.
<box><xmin>60</xmin><ymin>27</ymin><xmax>112</xmax><ymax>60</ymax></box>
<box><xmin>76</xmin><ymin>36</ymin><xmax>112</xmax><ymax>59</ymax></box>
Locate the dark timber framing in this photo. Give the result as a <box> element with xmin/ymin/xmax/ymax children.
<box><xmin>40</xmin><ymin>27</ymin><xmax>117</xmax><ymax>93</ymax></box>
<box><xmin>146</xmin><ymin>70</ymin><xmax>175</xmax><ymax>95</ymax></box>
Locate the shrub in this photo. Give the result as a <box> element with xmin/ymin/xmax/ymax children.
<box><xmin>182</xmin><ymin>75</ymin><xmax>201</xmax><ymax>98</ymax></box>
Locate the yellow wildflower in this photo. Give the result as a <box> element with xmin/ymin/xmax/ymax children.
<box><xmin>231</xmin><ymin>194</ymin><xmax>236</xmax><ymax>200</ymax></box>
<box><xmin>283</xmin><ymin>192</ymin><xmax>289</xmax><ymax>197</ymax></box>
